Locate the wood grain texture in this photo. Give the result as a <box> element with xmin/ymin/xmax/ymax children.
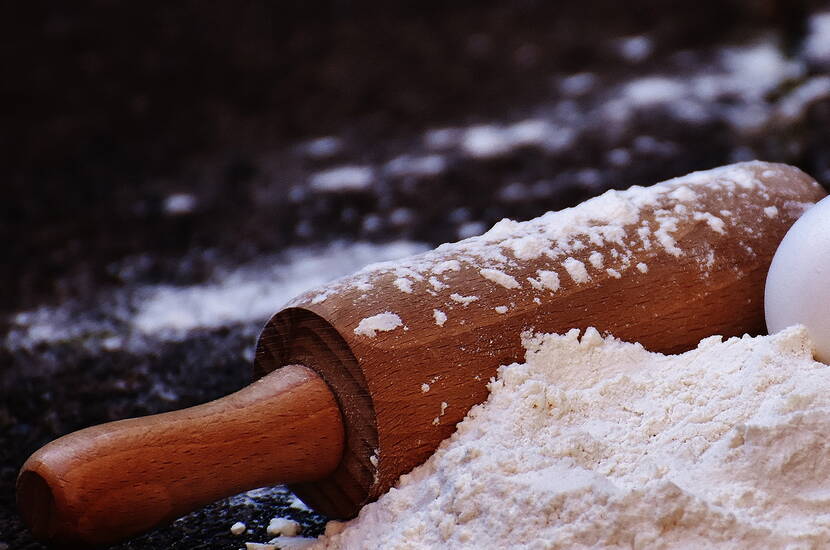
<box><xmin>256</xmin><ymin>162</ymin><xmax>827</xmax><ymax>519</ymax></box>
<box><xmin>17</xmin><ymin>364</ymin><xmax>344</xmax><ymax>547</ymax></box>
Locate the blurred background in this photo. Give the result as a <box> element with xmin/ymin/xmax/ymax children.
<box><xmin>4</xmin><ymin>1</ymin><xmax>830</xmax><ymax>548</ymax></box>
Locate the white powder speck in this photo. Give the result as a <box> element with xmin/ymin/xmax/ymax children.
<box><xmin>562</xmin><ymin>257</ymin><xmax>590</xmax><ymax>283</ymax></box>
<box><xmin>423</xmin><ymin>127</ymin><xmax>460</xmax><ymax>150</ymax></box>
<box><xmin>288</xmin><ymin>494</ymin><xmax>311</xmax><ymax>511</ymax></box>
<box><xmin>494</xmin><ymin>306</ymin><xmax>508</xmax><ymax>314</ymax></box>
<box><xmin>310</xmin><ymin>290</ymin><xmax>333</xmax><ymax>305</ymax></box>
<box><xmin>559</xmin><ymin>72</ymin><xmax>596</xmax><ymax>96</ymax></box>
<box><xmin>777</xmin><ymin>77</ymin><xmax>830</xmax><ymax>121</ymax></box>
<box><xmin>535</xmin><ymin>270</ymin><xmax>560</xmax><ymax>292</ymax></box>
<box><xmin>606</xmin><ymin>268</ymin><xmax>622</xmax><ymax>278</ymax></box>
<box><xmin>432</xmin><ymin>260</ymin><xmax>461</xmax><ymax>274</ymax></box>
<box><xmin>310</xmin><ymin>326</ymin><xmax>830</xmax><ymax>549</ymax></box>
<box><xmin>636</xmin><ymin>225</ymin><xmax>652</xmax><ymax>250</ymax></box>
<box><xmin>624</xmin><ymin>76</ymin><xmax>687</xmax><ymax>106</ymax></box>
<box><xmin>428</xmin><ymin>277</ymin><xmax>447</xmax><ymax>291</ymax></box>
<box><xmin>617</xmin><ymin>35</ymin><xmax>653</xmax><ymax>63</ymax></box>
<box><xmin>479</xmin><ymin>268</ymin><xmax>520</xmax><ymax>289</ymax></box>
<box><xmin>450</xmin><ymin>294</ymin><xmax>479</xmax><ymax>306</ymax></box>
<box><xmin>588</xmin><ymin>251</ymin><xmax>604</xmax><ymax>269</ymax></box>
<box><xmin>303</xmin><ymin>136</ymin><xmax>342</xmax><ymax>158</ymax></box>
<box><xmin>384</xmin><ymin>154</ymin><xmax>447</xmax><ymax>178</ymax></box>
<box><xmin>102</xmin><ymin>336</ymin><xmax>122</xmax><ymax>351</ymax></box>
<box><xmin>502</xmin><ymin>234</ymin><xmax>550</xmax><ymax>260</ymax></box>
<box><xmin>764</xmin><ymin>206</ymin><xmax>779</xmax><ymax>218</ymax></box>
<box><xmin>421</xmin><ymin>383</ymin><xmax>430</xmax><ymax>393</ymax></box>
<box><xmin>267</xmin><ymin>517</ymin><xmax>301</xmax><ymax>537</ymax></box>
<box><xmin>461</xmin><ymin>125</ymin><xmax>512</xmax><ymax>158</ymax></box>
<box><xmin>669</xmin><ymin>186</ymin><xmax>697</xmax><ymax>202</ymax></box>
<box><xmin>433</xmin><ymin>309</ymin><xmax>447</xmax><ymax>327</ymax></box>
<box><xmin>636</xmin><ymin>262</ymin><xmax>649</xmax><ymax>273</ymax></box>
<box><xmin>606</xmin><ymin>148</ymin><xmax>630</xmax><ymax>167</ymax></box>
<box><xmin>693</xmin><ymin>211</ymin><xmax>726</xmax><ymax>234</ymax></box>
<box><xmin>309</xmin><ymin>166</ymin><xmax>374</xmax><ymax>192</ymax></box>
<box><xmin>163</xmin><ymin>193</ymin><xmax>197</xmax><ymax>215</ymax></box>
<box><xmin>804</xmin><ymin>12</ymin><xmax>830</xmax><ymax>66</ymax></box>
<box><xmin>654</xmin><ymin>215</ymin><xmax>683</xmax><ymax>256</ymax></box>
<box><xmin>393</xmin><ymin>278</ymin><xmax>413</xmax><ymax>293</ymax></box>
<box><xmin>432</xmin><ymin>402</ymin><xmax>450</xmax><ymax>426</ymax></box>
<box><xmin>354</xmin><ymin>313</ymin><xmax>403</xmax><ymax>338</ymax></box>
<box><xmin>231</xmin><ymin>522</ymin><xmax>247</xmax><ymax>535</ymax></box>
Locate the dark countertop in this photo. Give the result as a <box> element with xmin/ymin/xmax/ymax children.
<box><xmin>3</xmin><ymin>1</ymin><xmax>830</xmax><ymax>548</ymax></box>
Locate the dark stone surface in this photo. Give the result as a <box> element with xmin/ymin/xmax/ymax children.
<box><xmin>3</xmin><ymin>1</ymin><xmax>830</xmax><ymax>548</ymax></box>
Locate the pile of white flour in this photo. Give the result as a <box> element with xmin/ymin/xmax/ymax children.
<box><xmin>308</xmin><ymin>325</ymin><xmax>830</xmax><ymax>549</ymax></box>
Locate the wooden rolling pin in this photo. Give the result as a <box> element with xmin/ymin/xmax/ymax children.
<box><xmin>18</xmin><ymin>162</ymin><xmax>826</xmax><ymax>547</ymax></box>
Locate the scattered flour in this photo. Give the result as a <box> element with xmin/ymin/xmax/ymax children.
<box><xmin>588</xmin><ymin>251</ymin><xmax>604</xmax><ymax>269</ymax></box>
<box><xmin>354</xmin><ymin>313</ymin><xmax>403</xmax><ymax>338</ymax></box>
<box><xmin>309</xmin><ymin>166</ymin><xmax>374</xmax><ymax>192</ymax></box>
<box><xmin>310</xmin><ymin>326</ymin><xmax>830</xmax><ymax>549</ymax></box>
<box><xmin>449</xmin><ymin>294</ymin><xmax>479</xmax><ymax>306</ymax></box>
<box><xmin>562</xmin><ymin>257</ymin><xmax>590</xmax><ymax>283</ymax></box>
<box><xmin>535</xmin><ymin>270</ymin><xmax>561</xmax><ymax>292</ymax></box>
<box><xmin>393</xmin><ymin>278</ymin><xmax>414</xmax><ymax>293</ymax></box>
<box><xmin>432</xmin><ymin>309</ymin><xmax>447</xmax><ymax>327</ymax></box>
<box><xmin>163</xmin><ymin>193</ymin><xmax>197</xmax><ymax>215</ymax></box>
<box><xmin>428</xmin><ymin>277</ymin><xmax>447</xmax><ymax>291</ymax></box>
<box><xmin>288</xmin><ymin>494</ymin><xmax>311</xmax><ymax>512</ymax></box>
<box><xmin>267</xmin><ymin>517</ymin><xmax>301</xmax><ymax>537</ymax></box>
<box><xmin>432</xmin><ymin>401</ymin><xmax>450</xmax><ymax>426</ymax></box>
<box><xmin>693</xmin><ymin>211</ymin><xmax>726</xmax><ymax>234</ymax></box>
<box><xmin>479</xmin><ymin>268</ymin><xmax>521</xmax><ymax>289</ymax></box>
<box><xmin>132</xmin><ymin>241</ymin><xmax>426</xmax><ymax>336</ymax></box>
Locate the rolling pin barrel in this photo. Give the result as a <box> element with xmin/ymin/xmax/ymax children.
<box><xmin>17</xmin><ymin>161</ymin><xmax>828</xmax><ymax>547</ymax></box>
<box><xmin>256</xmin><ymin>162</ymin><xmax>827</xmax><ymax>518</ymax></box>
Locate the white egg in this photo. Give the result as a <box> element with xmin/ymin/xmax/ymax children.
<box><xmin>765</xmin><ymin>194</ymin><xmax>830</xmax><ymax>362</ymax></box>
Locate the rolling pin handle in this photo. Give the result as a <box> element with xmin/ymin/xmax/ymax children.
<box><xmin>17</xmin><ymin>364</ymin><xmax>344</xmax><ymax>547</ymax></box>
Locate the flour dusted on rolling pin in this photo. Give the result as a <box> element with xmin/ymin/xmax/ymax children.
<box><xmin>297</xmin><ymin>161</ymin><xmax>816</xmax><ymax>331</ymax></box>
<box><xmin>353</xmin><ymin>313</ymin><xmax>404</xmax><ymax>338</ymax></box>
<box><xmin>310</xmin><ymin>327</ymin><xmax>830</xmax><ymax>548</ymax></box>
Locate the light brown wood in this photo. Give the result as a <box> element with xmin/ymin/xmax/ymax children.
<box><xmin>17</xmin><ymin>364</ymin><xmax>344</xmax><ymax>547</ymax></box>
<box><xmin>255</xmin><ymin>162</ymin><xmax>827</xmax><ymax>519</ymax></box>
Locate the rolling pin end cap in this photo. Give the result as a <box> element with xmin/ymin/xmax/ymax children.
<box><xmin>17</xmin><ymin>469</ymin><xmax>58</xmax><ymax>543</ymax></box>
<box><xmin>17</xmin><ymin>468</ymin><xmax>88</xmax><ymax>548</ymax></box>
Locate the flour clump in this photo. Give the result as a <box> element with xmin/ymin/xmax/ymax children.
<box><xmin>310</xmin><ymin>326</ymin><xmax>830</xmax><ymax>549</ymax></box>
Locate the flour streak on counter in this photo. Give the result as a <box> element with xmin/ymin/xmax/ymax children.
<box><xmin>7</xmin><ymin>241</ymin><xmax>428</xmax><ymax>349</ymax></box>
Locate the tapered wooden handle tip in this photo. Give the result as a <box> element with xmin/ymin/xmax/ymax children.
<box><xmin>17</xmin><ymin>470</ymin><xmax>56</xmax><ymax>543</ymax></box>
